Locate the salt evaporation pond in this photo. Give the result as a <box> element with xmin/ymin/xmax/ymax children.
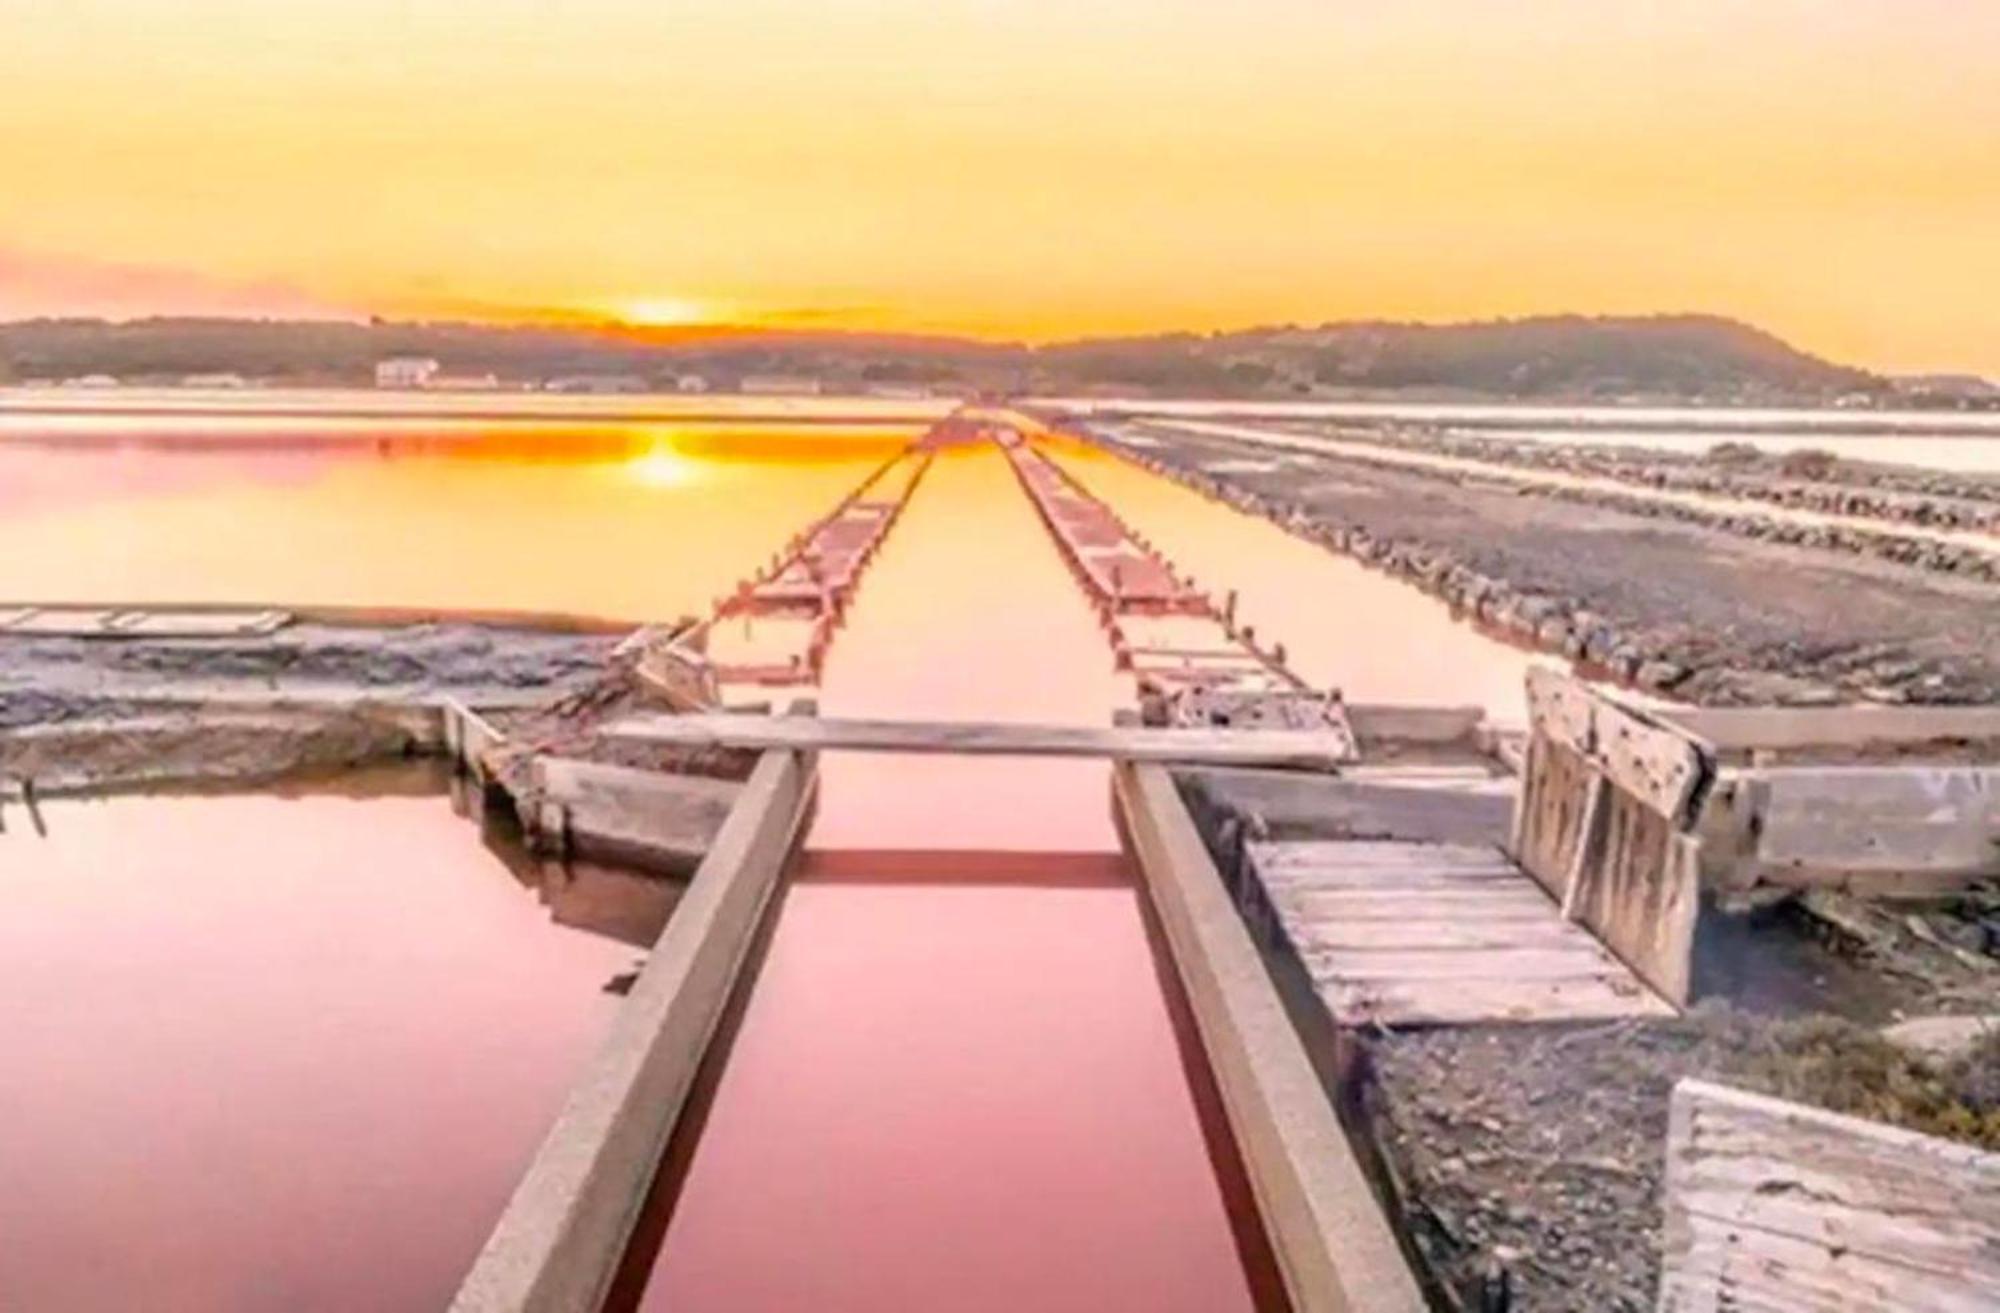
<box><xmin>0</xmin><ymin>770</ymin><xmax>677</xmax><ymax>1310</ymax></box>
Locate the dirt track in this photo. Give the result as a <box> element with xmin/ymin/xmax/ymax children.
<box><xmin>1102</xmin><ymin>421</ymin><xmax>2000</xmax><ymax>705</ymax></box>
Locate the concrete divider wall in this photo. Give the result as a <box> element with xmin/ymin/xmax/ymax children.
<box><xmin>1114</xmin><ymin>761</ymin><xmax>1426</xmax><ymax>1313</ymax></box>
<box><xmin>450</xmin><ymin>745</ymin><xmax>817</xmax><ymax>1313</ymax></box>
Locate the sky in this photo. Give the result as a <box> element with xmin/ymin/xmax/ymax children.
<box><xmin>3</xmin><ymin>0</ymin><xmax>1997</xmax><ymax>374</ymax></box>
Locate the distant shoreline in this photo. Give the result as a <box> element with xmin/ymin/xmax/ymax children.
<box><xmin>6</xmin><ymin>386</ymin><xmax>2000</xmax><ymax>438</ymax></box>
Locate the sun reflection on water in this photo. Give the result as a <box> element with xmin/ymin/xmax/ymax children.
<box><xmin>627</xmin><ymin>444</ymin><xmax>701</xmax><ymax>488</ymax></box>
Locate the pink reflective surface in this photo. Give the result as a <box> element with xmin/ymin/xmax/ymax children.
<box><xmin>0</xmin><ymin>778</ymin><xmax>669</xmax><ymax>1311</ymax></box>
<box><xmin>0</xmin><ymin>425</ymin><xmax>914</xmax><ymax>620</ymax></box>
<box><xmin>616</xmin><ymin>448</ymin><xmax>1280</xmax><ymax>1312</ymax></box>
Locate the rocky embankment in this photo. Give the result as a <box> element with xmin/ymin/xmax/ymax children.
<box><xmin>1251</xmin><ymin>425</ymin><xmax>2000</xmax><ymax>585</ymax></box>
<box><xmin>1343</xmin><ymin>425</ymin><xmax>2000</xmax><ymax>530</ymax></box>
<box><xmin>1085</xmin><ymin>423</ymin><xmax>2000</xmax><ymax>706</ymax></box>
<box><xmin>0</xmin><ymin>622</ymin><xmax>618</xmax><ymax>790</ymax></box>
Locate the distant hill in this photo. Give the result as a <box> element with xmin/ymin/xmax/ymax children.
<box><xmin>0</xmin><ymin>313</ymin><xmax>1891</xmax><ymax>402</ymax></box>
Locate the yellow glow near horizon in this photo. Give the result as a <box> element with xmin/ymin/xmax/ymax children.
<box><xmin>615</xmin><ymin>297</ymin><xmax>720</xmax><ymax>329</ymax></box>
<box><xmin>627</xmin><ymin>446</ymin><xmax>702</xmax><ymax>489</ymax></box>
<box><xmin>4</xmin><ymin>1</ymin><xmax>1998</xmax><ymax>374</ymax></box>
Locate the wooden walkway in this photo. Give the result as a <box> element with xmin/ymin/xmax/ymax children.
<box><xmin>687</xmin><ymin>448</ymin><xmax>933</xmax><ymax>692</ymax></box>
<box><xmin>0</xmin><ymin>606</ymin><xmax>292</xmax><ymax>638</ymax></box>
<box><xmin>1247</xmin><ymin>839</ymin><xmax>1673</xmax><ymax>1026</ymax></box>
<box><xmin>606</xmin><ymin>712</ymin><xmax>1358</xmax><ymax>770</ymax></box>
<box><xmin>999</xmin><ymin>438</ymin><xmax>1355</xmax><ymax>749</ymax></box>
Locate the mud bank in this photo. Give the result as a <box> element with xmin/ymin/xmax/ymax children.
<box><xmin>1367</xmin><ymin>1010</ymin><xmax>2000</xmax><ymax>1312</ymax></box>
<box><xmin>1175</xmin><ymin>761</ymin><xmax>1998</xmax><ymax>1312</ymax></box>
<box><xmin>1325</xmin><ymin>424</ymin><xmax>2000</xmax><ymax>531</ymax></box>
<box><xmin>1244</xmin><ymin>423</ymin><xmax>2000</xmax><ymax>584</ymax></box>
<box><xmin>1086</xmin><ymin>424</ymin><xmax>2000</xmax><ymax>705</ymax></box>
<box><xmin>0</xmin><ymin>620</ymin><xmax>616</xmax><ymax>790</ymax></box>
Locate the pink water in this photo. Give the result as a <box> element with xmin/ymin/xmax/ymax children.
<box><xmin>0</xmin><ymin>775</ymin><xmax>674</xmax><ymax>1311</ymax></box>
<box><xmin>612</xmin><ymin>448</ymin><xmax>1283</xmax><ymax>1312</ymax></box>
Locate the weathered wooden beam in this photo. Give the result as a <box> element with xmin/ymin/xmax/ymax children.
<box><xmin>1660</xmin><ymin>1078</ymin><xmax>2000</xmax><ymax>1312</ymax></box>
<box><xmin>1523</xmin><ymin>668</ymin><xmax>1708</xmax><ymax>821</ymax></box>
<box><xmin>1113</xmin><ymin>762</ymin><xmax>1425</xmax><ymax>1313</ymax></box>
<box><xmin>1664</xmin><ymin>703</ymin><xmax>2000</xmax><ymax>753</ymax></box>
<box><xmin>1740</xmin><ymin>765</ymin><xmax>2000</xmax><ymax>883</ymax></box>
<box><xmin>603</xmin><ymin>712</ymin><xmax>1360</xmax><ymax>769</ymax></box>
<box><xmin>527</xmin><ymin>758</ymin><xmax>742</xmax><ymax>876</ymax></box>
<box><xmin>449</xmin><ymin>745</ymin><xmax>817</xmax><ymax>1313</ymax></box>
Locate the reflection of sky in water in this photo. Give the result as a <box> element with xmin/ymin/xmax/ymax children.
<box><xmin>0</xmin><ymin>423</ymin><xmax>917</xmax><ymax>620</ymax></box>
<box><xmin>0</xmin><ymin>783</ymin><xmax>653</xmax><ymax>1311</ymax></box>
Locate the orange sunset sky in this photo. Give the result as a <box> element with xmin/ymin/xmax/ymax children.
<box><xmin>3</xmin><ymin>1</ymin><xmax>1996</xmax><ymax>374</ymax></box>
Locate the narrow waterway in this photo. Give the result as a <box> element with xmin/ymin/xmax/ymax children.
<box><xmin>610</xmin><ymin>447</ymin><xmax>1283</xmax><ymax>1312</ymax></box>
<box><xmin>1043</xmin><ymin>439</ymin><xmax>1550</xmax><ymax>722</ymax></box>
<box><xmin>0</xmin><ymin>770</ymin><xmax>674</xmax><ymax>1311</ymax></box>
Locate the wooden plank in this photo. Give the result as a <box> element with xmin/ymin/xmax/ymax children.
<box><xmin>1665</xmin><ymin>703</ymin><xmax>2000</xmax><ymax>752</ymax></box>
<box><xmin>1749</xmin><ymin>766</ymin><xmax>2000</xmax><ymax>878</ymax></box>
<box><xmin>1112</xmin><ymin>762</ymin><xmax>1427</xmax><ymax>1312</ymax></box>
<box><xmin>1512</xmin><ymin>736</ymin><xmax>1596</xmax><ymax>899</ymax></box>
<box><xmin>1660</xmin><ymin>1078</ymin><xmax>2000</xmax><ymax>1313</ymax></box>
<box><xmin>1559</xmin><ymin>769</ymin><xmax>1609</xmax><ymax>920</ymax></box>
<box><xmin>1249</xmin><ymin>840</ymin><xmax>1512</xmax><ymax>870</ymax></box>
<box><xmin>1522</xmin><ymin>668</ymin><xmax>1707</xmax><ymax>821</ymax></box>
<box><xmin>1525</xmin><ymin>664</ymin><xmax>1595</xmax><ymax>755</ymax></box>
<box><xmin>528</xmin><ymin>759</ymin><xmax>742</xmax><ymax>876</ymax></box>
<box><xmin>441</xmin><ymin>698</ymin><xmax>508</xmax><ymax>783</ymax></box>
<box><xmin>1344</xmin><ymin>703</ymin><xmax>1486</xmax><ymax>746</ymax></box>
<box><xmin>1564</xmin><ymin>793</ymin><xmax>1700</xmax><ymax>1006</ymax></box>
<box><xmin>1319</xmin><ymin>975</ymin><xmax>1671</xmax><ymax>1026</ymax></box>
<box><xmin>1288</xmin><ymin>919</ymin><xmax>1597</xmax><ymax>952</ymax></box>
<box><xmin>605</xmin><ymin>712</ymin><xmax>1359</xmax><ymax>769</ymax></box>
<box><xmin>1262</xmin><ymin>868</ymin><xmax>1520</xmax><ymax>892</ymax></box>
<box><xmin>1280</xmin><ymin>889</ymin><xmax>1561</xmax><ymax>920</ymax></box>
<box><xmin>1594</xmin><ymin>694</ymin><xmax>1705</xmax><ymax>821</ymax></box>
<box><xmin>1306</xmin><ymin>946</ymin><xmax>1625</xmax><ymax>981</ymax></box>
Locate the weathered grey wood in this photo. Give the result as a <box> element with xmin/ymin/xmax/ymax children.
<box><xmin>1665</xmin><ymin>704</ymin><xmax>2000</xmax><ymax>753</ymax></box>
<box><xmin>1250</xmin><ymin>838</ymin><xmax>1673</xmax><ymax>1026</ymax></box>
<box><xmin>1512</xmin><ymin>736</ymin><xmax>1597</xmax><ymax>900</ymax></box>
<box><xmin>1251</xmin><ymin>839</ymin><xmax>1514</xmax><ymax>868</ymax></box>
<box><xmin>1280</xmin><ymin>889</ymin><xmax>1566</xmax><ymax>920</ymax></box>
<box><xmin>1512</xmin><ymin>671</ymin><xmax>1705</xmax><ymax>1007</ymax></box>
<box><xmin>1660</xmin><ymin>1078</ymin><xmax>2000</xmax><ymax>1313</ymax></box>
<box><xmin>1526</xmin><ymin>666</ymin><xmax>1596</xmax><ymax>756</ymax></box>
<box><xmin>528</xmin><ymin>759</ymin><xmax>742</xmax><ymax>876</ymax></box>
<box><xmin>450</xmin><ymin>746</ymin><xmax>817</xmax><ymax>1313</ymax></box>
<box><xmin>1559</xmin><ymin>768</ymin><xmax>1609</xmax><ymax>921</ymax></box>
<box><xmin>1308</xmin><ymin>946</ymin><xmax>1625</xmax><ymax>981</ymax></box>
<box><xmin>606</xmin><ymin>711</ymin><xmax>1360</xmax><ymax>768</ymax></box>
<box><xmin>1288</xmin><ymin>919</ymin><xmax>1596</xmax><ymax>952</ymax></box>
<box><xmin>632</xmin><ymin>640</ymin><xmax>721</xmax><ymax>712</ymax></box>
<box><xmin>1748</xmin><ymin>766</ymin><xmax>2000</xmax><ymax>879</ymax></box>
<box><xmin>1522</xmin><ymin>668</ymin><xmax>1707</xmax><ymax>821</ymax></box>
<box><xmin>1344</xmin><ymin>703</ymin><xmax>1486</xmax><ymax>746</ymax></box>
<box><xmin>0</xmin><ymin>605</ymin><xmax>292</xmax><ymax>637</ymax></box>
<box><xmin>1114</xmin><ymin>763</ymin><xmax>1426</xmax><ymax>1313</ymax></box>
<box><xmin>1565</xmin><ymin>794</ymin><xmax>1700</xmax><ymax>1005</ymax></box>
<box><xmin>1266</xmin><ymin>867</ymin><xmax>1519</xmax><ymax>893</ymax></box>
<box><xmin>442</xmin><ymin>698</ymin><xmax>508</xmax><ymax>783</ymax></box>
<box><xmin>1595</xmin><ymin>695</ymin><xmax>1705</xmax><ymax>822</ymax></box>
<box><xmin>1317</xmin><ymin>975</ymin><xmax>1671</xmax><ymax>1026</ymax></box>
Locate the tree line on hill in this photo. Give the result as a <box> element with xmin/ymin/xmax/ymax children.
<box><xmin>0</xmin><ymin>313</ymin><xmax>1918</xmax><ymax>403</ymax></box>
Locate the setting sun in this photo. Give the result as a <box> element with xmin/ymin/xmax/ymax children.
<box><xmin>627</xmin><ymin>443</ymin><xmax>701</xmax><ymax>488</ymax></box>
<box><xmin>616</xmin><ymin>297</ymin><xmax>719</xmax><ymax>328</ymax></box>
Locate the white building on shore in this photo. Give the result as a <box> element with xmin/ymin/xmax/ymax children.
<box><xmin>375</xmin><ymin>357</ymin><xmax>441</xmax><ymax>389</ymax></box>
